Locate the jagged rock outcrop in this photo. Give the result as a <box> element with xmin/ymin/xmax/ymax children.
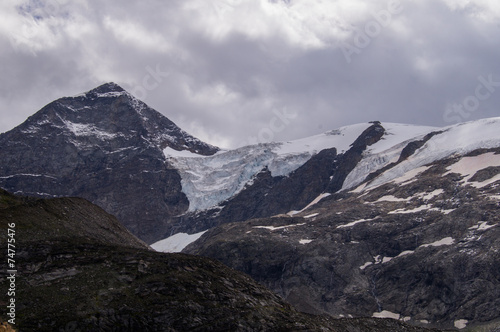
<box><xmin>0</xmin><ymin>189</ymin><xmax>438</xmax><ymax>332</ymax></box>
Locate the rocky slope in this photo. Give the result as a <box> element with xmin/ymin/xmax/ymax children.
<box><xmin>0</xmin><ymin>189</ymin><xmax>438</xmax><ymax>331</ymax></box>
<box><xmin>185</xmin><ymin>121</ymin><xmax>500</xmax><ymax>330</ymax></box>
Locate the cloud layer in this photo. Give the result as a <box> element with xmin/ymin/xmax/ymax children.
<box><xmin>1</xmin><ymin>0</ymin><xmax>499</xmax><ymax>148</ymax></box>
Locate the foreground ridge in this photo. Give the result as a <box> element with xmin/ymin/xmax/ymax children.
<box><xmin>0</xmin><ymin>189</ymin><xmax>437</xmax><ymax>331</ymax></box>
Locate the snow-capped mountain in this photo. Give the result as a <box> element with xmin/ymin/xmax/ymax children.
<box><xmin>1</xmin><ymin>82</ymin><xmax>499</xmax><ymax>248</ymax></box>
<box><xmin>184</xmin><ymin>118</ymin><xmax>500</xmax><ymax>330</ymax></box>
<box><xmin>0</xmin><ymin>82</ymin><xmax>217</xmax><ymax>243</ymax></box>
<box><xmin>2</xmin><ymin>82</ymin><xmax>500</xmax><ymax>329</ymax></box>
<box><xmin>18</xmin><ymin>82</ymin><xmax>219</xmax><ymax>155</ymax></box>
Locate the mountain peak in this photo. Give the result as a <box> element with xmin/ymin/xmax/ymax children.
<box><xmin>6</xmin><ymin>82</ymin><xmax>219</xmax><ymax>157</ymax></box>
<box><xmin>76</xmin><ymin>82</ymin><xmax>128</xmax><ymax>99</ymax></box>
<box><xmin>90</xmin><ymin>82</ymin><xmax>125</xmax><ymax>94</ymax></box>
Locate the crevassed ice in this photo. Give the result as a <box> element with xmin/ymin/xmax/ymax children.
<box><xmin>169</xmin><ymin>143</ymin><xmax>313</xmax><ymax>211</ymax></box>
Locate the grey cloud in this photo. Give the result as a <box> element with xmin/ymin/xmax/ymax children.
<box><xmin>1</xmin><ymin>0</ymin><xmax>499</xmax><ymax>148</ymax></box>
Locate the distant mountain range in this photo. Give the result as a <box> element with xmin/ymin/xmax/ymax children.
<box><xmin>1</xmin><ymin>83</ymin><xmax>499</xmax><ymax>330</ymax></box>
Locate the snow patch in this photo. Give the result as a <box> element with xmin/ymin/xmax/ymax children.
<box><xmin>382</xmin><ymin>256</ymin><xmax>393</xmax><ymax>264</ymax></box>
<box><xmin>470</xmin><ymin>174</ymin><xmax>500</xmax><ymax>188</ymax></box>
<box><xmin>418</xmin><ymin>189</ymin><xmax>444</xmax><ymax>201</ymax></box>
<box><xmin>392</xmin><ymin>166</ymin><xmax>432</xmax><ymax>185</ymax></box>
<box><xmin>454</xmin><ymin>319</ymin><xmax>468</xmax><ymax>329</ymax></box>
<box><xmin>397</xmin><ymin>250</ymin><xmax>415</xmax><ymax>258</ymax></box>
<box><xmin>299</xmin><ymin>239</ymin><xmax>313</xmax><ymax>245</ymax></box>
<box><xmin>372</xmin><ymin>310</ymin><xmax>400</xmax><ymax>320</ymax></box>
<box><xmin>303</xmin><ymin>213</ymin><xmax>319</xmax><ymax>219</ymax></box>
<box><xmin>287</xmin><ymin>193</ymin><xmax>331</xmax><ymax>216</ymax></box>
<box><xmin>388</xmin><ymin>205</ymin><xmax>432</xmax><ymax>214</ymax></box>
<box><xmin>254</xmin><ymin>223</ymin><xmax>306</xmax><ymax>231</ymax></box>
<box><xmin>164</xmin><ymin>147</ymin><xmax>206</xmax><ymax>158</ymax></box>
<box><xmin>445</xmin><ymin>152</ymin><xmax>500</xmax><ymax>181</ymax></box>
<box><xmin>469</xmin><ymin>221</ymin><xmax>496</xmax><ymax>231</ymax></box>
<box><xmin>359</xmin><ymin>261</ymin><xmax>373</xmax><ymax>270</ymax></box>
<box><xmin>375</xmin><ymin>195</ymin><xmax>410</xmax><ymax>203</ymax></box>
<box><xmin>95</xmin><ymin>91</ymin><xmax>128</xmax><ymax>98</ymax></box>
<box><xmin>62</xmin><ymin>119</ymin><xmax>118</xmax><ymax>140</ymax></box>
<box><xmin>337</xmin><ymin>218</ymin><xmax>375</xmax><ymax>229</ymax></box>
<box><xmin>421</xmin><ymin>237</ymin><xmax>454</xmax><ymax>248</ymax></box>
<box><xmin>361</xmin><ymin>250</ymin><xmax>415</xmax><ymax>270</ymax></box>
<box><xmin>151</xmin><ymin>231</ymin><xmax>207</xmax><ymax>253</ymax></box>
<box><xmin>350</xmin><ymin>183</ymin><xmax>368</xmax><ymax>193</ymax></box>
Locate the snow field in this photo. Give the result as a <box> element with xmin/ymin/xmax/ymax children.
<box><xmin>151</xmin><ymin>231</ymin><xmax>207</xmax><ymax>253</ymax></box>
<box><xmin>348</xmin><ymin>118</ymin><xmax>500</xmax><ymax>192</ymax></box>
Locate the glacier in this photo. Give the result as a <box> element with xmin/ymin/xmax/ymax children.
<box><xmin>165</xmin><ymin>123</ymin><xmax>371</xmax><ymax>212</ymax></box>
<box><xmin>164</xmin><ymin>117</ymin><xmax>500</xmax><ymax>212</ymax></box>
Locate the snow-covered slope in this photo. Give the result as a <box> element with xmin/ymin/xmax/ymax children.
<box><xmin>150</xmin><ymin>231</ymin><xmax>207</xmax><ymax>253</ymax></box>
<box><xmin>345</xmin><ymin>118</ymin><xmax>500</xmax><ymax>192</ymax></box>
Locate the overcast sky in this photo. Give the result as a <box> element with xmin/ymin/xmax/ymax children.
<box><xmin>1</xmin><ymin>0</ymin><xmax>499</xmax><ymax>148</ymax></box>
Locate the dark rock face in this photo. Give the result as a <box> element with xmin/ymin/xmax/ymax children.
<box><xmin>0</xmin><ymin>83</ymin><xmax>218</xmax><ymax>243</ymax></box>
<box><xmin>0</xmin><ymin>190</ymin><xmax>436</xmax><ymax>332</ymax></box>
<box><xmin>186</xmin><ymin>149</ymin><xmax>500</xmax><ymax>330</ymax></box>
<box><xmin>326</xmin><ymin>122</ymin><xmax>385</xmax><ymax>193</ymax></box>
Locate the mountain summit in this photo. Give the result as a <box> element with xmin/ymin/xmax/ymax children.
<box><xmin>16</xmin><ymin>82</ymin><xmax>218</xmax><ymax>155</ymax></box>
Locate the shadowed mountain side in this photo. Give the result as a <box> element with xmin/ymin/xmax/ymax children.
<box><xmin>0</xmin><ymin>190</ymin><xmax>439</xmax><ymax>331</ymax></box>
